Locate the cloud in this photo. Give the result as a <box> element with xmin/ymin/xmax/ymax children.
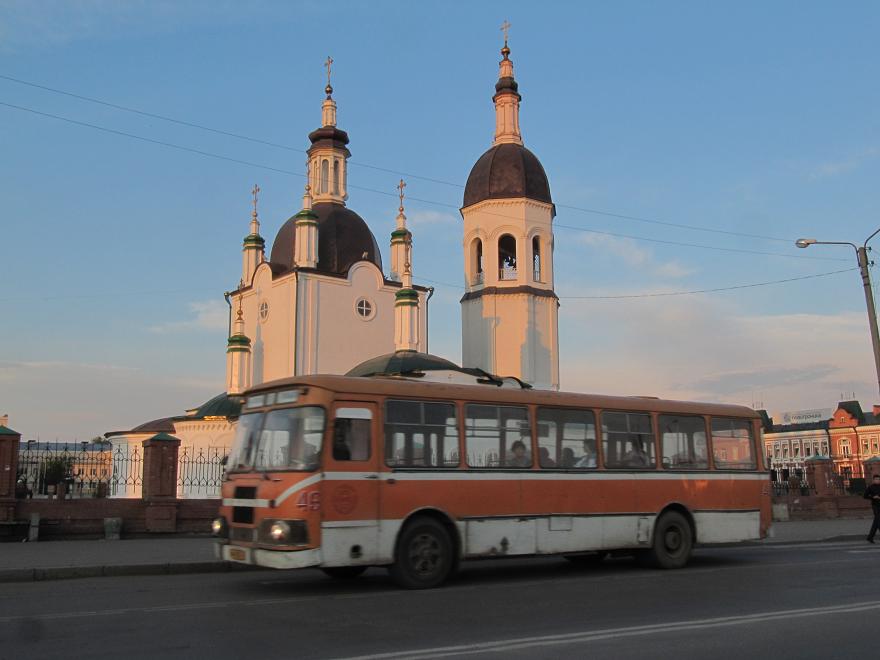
<box><xmin>687</xmin><ymin>365</ymin><xmax>839</xmax><ymax>397</ymax></box>
<box><xmin>0</xmin><ymin>359</ymin><xmax>223</xmax><ymax>441</ymax></box>
<box><xmin>809</xmin><ymin>147</ymin><xmax>879</xmax><ymax>180</ymax></box>
<box><xmin>149</xmin><ymin>300</ymin><xmax>228</xmax><ymax>334</ymax></box>
<box><xmin>576</xmin><ymin>233</ymin><xmax>696</xmax><ymax>279</ymax></box>
<box><xmin>559</xmin><ymin>299</ymin><xmax>874</xmax><ymax>412</ymax></box>
<box><xmin>652</xmin><ymin>260</ymin><xmax>696</xmax><ymax>279</ymax></box>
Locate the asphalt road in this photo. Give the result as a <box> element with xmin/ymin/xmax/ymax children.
<box><xmin>1</xmin><ymin>540</ymin><xmax>878</xmax><ymax>660</ymax></box>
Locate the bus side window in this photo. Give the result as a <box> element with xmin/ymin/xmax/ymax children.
<box><xmin>710</xmin><ymin>418</ymin><xmax>756</xmax><ymax>470</ymax></box>
<box><xmin>333</xmin><ymin>417</ymin><xmax>371</xmax><ymax>461</ymax></box>
<box><xmin>659</xmin><ymin>415</ymin><xmax>708</xmax><ymax>469</ymax></box>
<box><xmin>465</xmin><ymin>404</ymin><xmax>530</xmax><ymax>468</ymax></box>
<box><xmin>602</xmin><ymin>411</ymin><xmax>655</xmax><ymax>469</ymax></box>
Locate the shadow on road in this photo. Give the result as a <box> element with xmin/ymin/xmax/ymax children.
<box><xmin>233</xmin><ymin>548</ymin><xmax>757</xmax><ymax>597</ymax></box>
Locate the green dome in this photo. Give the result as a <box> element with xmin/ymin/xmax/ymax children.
<box><xmin>194</xmin><ymin>393</ymin><xmax>242</xmax><ymax>419</ymax></box>
<box><xmin>346</xmin><ymin>350</ymin><xmax>463</xmax><ymax>377</ymax></box>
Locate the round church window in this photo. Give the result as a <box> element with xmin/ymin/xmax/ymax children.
<box><xmin>355</xmin><ymin>298</ymin><xmax>375</xmax><ymax>321</ymax></box>
<box><xmin>259</xmin><ymin>301</ymin><xmax>269</xmax><ymax>322</ymax></box>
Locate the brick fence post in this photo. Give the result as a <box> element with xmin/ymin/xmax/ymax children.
<box><xmin>805</xmin><ymin>454</ymin><xmax>835</xmax><ymax>496</ymax></box>
<box><xmin>142</xmin><ymin>432</ymin><xmax>180</xmax><ymax>532</ymax></box>
<box><xmin>0</xmin><ymin>425</ymin><xmax>21</xmax><ymax>522</ymax></box>
<box><xmin>863</xmin><ymin>457</ymin><xmax>880</xmax><ymax>481</ymax></box>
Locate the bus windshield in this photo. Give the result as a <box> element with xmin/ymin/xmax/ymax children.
<box><xmin>227</xmin><ymin>407</ymin><xmax>325</xmax><ymax>471</ymax></box>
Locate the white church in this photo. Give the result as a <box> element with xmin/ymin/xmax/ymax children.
<box><xmin>107</xmin><ymin>34</ymin><xmax>560</xmax><ymax>491</ymax></box>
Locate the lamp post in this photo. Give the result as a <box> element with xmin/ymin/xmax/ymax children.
<box><xmin>796</xmin><ymin>228</ymin><xmax>880</xmax><ymax>397</ymax></box>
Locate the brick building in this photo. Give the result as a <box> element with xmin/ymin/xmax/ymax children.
<box><xmin>764</xmin><ymin>400</ymin><xmax>880</xmax><ymax>480</ymax></box>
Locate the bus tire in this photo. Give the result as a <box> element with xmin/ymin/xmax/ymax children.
<box><xmin>645</xmin><ymin>511</ymin><xmax>693</xmax><ymax>569</ymax></box>
<box><xmin>320</xmin><ymin>566</ymin><xmax>367</xmax><ymax>580</ymax></box>
<box><xmin>389</xmin><ymin>517</ymin><xmax>453</xmax><ymax>589</ymax></box>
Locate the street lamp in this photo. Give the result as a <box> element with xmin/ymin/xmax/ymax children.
<box><xmin>796</xmin><ymin>228</ymin><xmax>880</xmax><ymax>397</ymax></box>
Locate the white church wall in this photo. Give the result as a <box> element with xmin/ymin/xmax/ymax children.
<box><xmin>244</xmin><ymin>264</ymin><xmax>297</xmax><ymax>385</ymax></box>
<box><xmin>172</xmin><ymin>418</ymin><xmax>235</xmax><ymax>499</ymax></box>
<box><xmin>308</xmin><ymin>262</ymin><xmax>415</xmax><ymax>375</ymax></box>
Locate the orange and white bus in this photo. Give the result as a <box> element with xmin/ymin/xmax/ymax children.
<box><xmin>213</xmin><ymin>374</ymin><xmax>770</xmax><ymax>588</ymax></box>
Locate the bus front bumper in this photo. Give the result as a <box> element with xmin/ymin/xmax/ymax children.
<box><xmin>216</xmin><ymin>542</ymin><xmax>323</xmax><ymax>570</ymax></box>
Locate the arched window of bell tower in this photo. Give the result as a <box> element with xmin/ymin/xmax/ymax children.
<box><xmin>333</xmin><ymin>160</ymin><xmax>340</xmax><ymax>195</ymax></box>
<box><xmin>471</xmin><ymin>238</ymin><xmax>484</xmax><ymax>285</ymax></box>
<box><xmin>532</xmin><ymin>236</ymin><xmax>542</xmax><ymax>282</ymax></box>
<box><xmin>320</xmin><ymin>159</ymin><xmax>330</xmax><ymax>194</ymax></box>
<box><xmin>498</xmin><ymin>234</ymin><xmax>517</xmax><ymax>281</ymax></box>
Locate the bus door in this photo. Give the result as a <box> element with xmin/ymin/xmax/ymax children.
<box><xmin>320</xmin><ymin>402</ymin><xmax>381</xmax><ymax>566</ymax></box>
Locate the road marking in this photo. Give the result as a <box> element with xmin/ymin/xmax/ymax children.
<box><xmin>336</xmin><ymin>599</ymin><xmax>880</xmax><ymax>659</ymax></box>
<box><xmin>1</xmin><ymin>550</ymin><xmax>875</xmax><ymax>624</ymax></box>
<box><xmin>747</xmin><ymin>540</ymin><xmax>868</xmax><ymax>551</ymax></box>
<box><xmin>847</xmin><ymin>549</ymin><xmax>880</xmax><ymax>554</ymax></box>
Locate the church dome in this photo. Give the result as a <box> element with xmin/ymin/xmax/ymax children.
<box><xmin>193</xmin><ymin>392</ymin><xmax>241</xmax><ymax>419</ymax></box>
<box><xmin>346</xmin><ymin>350</ymin><xmax>464</xmax><ymax>377</ymax></box>
<box><xmin>269</xmin><ymin>202</ymin><xmax>383</xmax><ymax>276</ymax></box>
<box><xmin>463</xmin><ymin>142</ymin><xmax>552</xmax><ymax>208</ymax></box>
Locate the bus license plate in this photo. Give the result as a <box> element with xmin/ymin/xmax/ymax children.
<box><xmin>228</xmin><ymin>547</ymin><xmax>249</xmax><ymax>562</ymax></box>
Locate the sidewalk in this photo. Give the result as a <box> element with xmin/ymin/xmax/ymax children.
<box><xmin>766</xmin><ymin>518</ymin><xmax>871</xmax><ymax>544</ymax></box>
<box><xmin>0</xmin><ymin>536</ymin><xmax>254</xmax><ymax>583</ymax></box>
<box><xmin>0</xmin><ymin>518</ymin><xmax>873</xmax><ymax>584</ymax></box>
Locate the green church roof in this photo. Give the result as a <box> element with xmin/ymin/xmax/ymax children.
<box><xmin>193</xmin><ymin>392</ymin><xmax>242</xmax><ymax>420</ymax></box>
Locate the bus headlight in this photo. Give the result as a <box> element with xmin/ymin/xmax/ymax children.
<box><xmin>259</xmin><ymin>519</ymin><xmax>308</xmax><ymax>545</ymax></box>
<box><xmin>269</xmin><ymin>520</ymin><xmax>291</xmax><ymax>542</ymax></box>
<box><xmin>211</xmin><ymin>517</ymin><xmax>228</xmax><ymax>538</ymax></box>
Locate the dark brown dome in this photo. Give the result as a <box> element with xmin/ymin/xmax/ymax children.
<box><xmin>463</xmin><ymin>143</ymin><xmax>552</xmax><ymax>208</ymax></box>
<box><xmin>269</xmin><ymin>202</ymin><xmax>382</xmax><ymax>276</ymax></box>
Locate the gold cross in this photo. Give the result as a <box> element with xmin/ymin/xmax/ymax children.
<box><xmin>397</xmin><ymin>178</ymin><xmax>406</xmax><ymax>211</ymax></box>
<box><xmin>324</xmin><ymin>56</ymin><xmax>334</xmax><ymax>86</ymax></box>
<box><xmin>251</xmin><ymin>184</ymin><xmax>260</xmax><ymax>217</ymax></box>
<box><xmin>500</xmin><ymin>20</ymin><xmax>511</xmax><ymax>45</ymax></box>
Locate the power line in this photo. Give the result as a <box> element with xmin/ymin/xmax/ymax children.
<box><xmin>0</xmin><ymin>288</ymin><xmax>217</xmax><ymax>303</ymax></box>
<box><xmin>420</xmin><ymin>268</ymin><xmax>857</xmax><ymax>299</ymax></box>
<box><xmin>560</xmin><ymin>267</ymin><xmax>857</xmax><ymax>299</ymax></box>
<box><xmin>0</xmin><ymin>267</ymin><xmax>857</xmax><ymax>304</ymax></box>
<box><xmin>0</xmin><ymin>73</ymin><xmax>458</xmax><ymax>188</ymax></box>
<box><xmin>552</xmin><ymin>224</ymin><xmax>842</xmax><ymax>261</ymax></box>
<box><xmin>554</xmin><ymin>203</ymin><xmax>790</xmax><ymax>243</ymax></box>
<box><xmin>0</xmin><ymin>99</ymin><xmax>846</xmax><ymax>264</ymax></box>
<box><xmin>1</xmin><ymin>72</ymin><xmax>795</xmax><ymax>244</ymax></box>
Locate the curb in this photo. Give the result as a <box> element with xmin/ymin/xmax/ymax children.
<box><xmin>0</xmin><ymin>561</ymin><xmax>262</xmax><ymax>584</ymax></box>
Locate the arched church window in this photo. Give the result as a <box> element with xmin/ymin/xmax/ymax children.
<box><xmin>498</xmin><ymin>234</ymin><xmax>517</xmax><ymax>281</ymax></box>
<box><xmin>472</xmin><ymin>238</ymin><xmax>483</xmax><ymax>285</ymax></box>
<box><xmin>532</xmin><ymin>236</ymin><xmax>541</xmax><ymax>282</ymax></box>
<box><xmin>320</xmin><ymin>159</ymin><xmax>330</xmax><ymax>194</ymax></box>
<box><xmin>333</xmin><ymin>160</ymin><xmax>340</xmax><ymax>195</ymax></box>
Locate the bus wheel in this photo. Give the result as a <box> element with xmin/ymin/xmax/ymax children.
<box><xmin>646</xmin><ymin>511</ymin><xmax>693</xmax><ymax>569</ymax></box>
<box><xmin>320</xmin><ymin>566</ymin><xmax>367</xmax><ymax>580</ymax></box>
<box><xmin>389</xmin><ymin>517</ymin><xmax>453</xmax><ymax>589</ymax></box>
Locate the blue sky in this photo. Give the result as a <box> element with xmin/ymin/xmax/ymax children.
<box><xmin>1</xmin><ymin>0</ymin><xmax>879</xmax><ymax>440</ymax></box>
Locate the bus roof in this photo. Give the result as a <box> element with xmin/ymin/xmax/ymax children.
<box><xmin>244</xmin><ymin>374</ymin><xmax>760</xmax><ymax>420</ymax></box>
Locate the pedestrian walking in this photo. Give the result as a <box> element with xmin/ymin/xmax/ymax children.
<box><xmin>864</xmin><ymin>474</ymin><xmax>880</xmax><ymax>543</ymax></box>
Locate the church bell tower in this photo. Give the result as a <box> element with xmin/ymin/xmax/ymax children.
<box><xmin>460</xmin><ymin>26</ymin><xmax>560</xmax><ymax>390</ymax></box>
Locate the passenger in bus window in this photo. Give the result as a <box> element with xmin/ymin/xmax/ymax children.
<box><xmin>622</xmin><ymin>443</ymin><xmax>649</xmax><ymax>467</ymax></box>
<box><xmin>574</xmin><ymin>443</ymin><xmax>597</xmax><ymax>468</ymax></box>
<box><xmin>539</xmin><ymin>447</ymin><xmax>556</xmax><ymax>468</ymax></box>
<box><xmin>507</xmin><ymin>440</ymin><xmax>531</xmax><ymax>468</ymax></box>
<box><xmin>561</xmin><ymin>447</ymin><xmax>576</xmax><ymax>468</ymax></box>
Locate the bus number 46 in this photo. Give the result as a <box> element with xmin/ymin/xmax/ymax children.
<box><xmin>296</xmin><ymin>492</ymin><xmax>321</xmax><ymax>511</ymax></box>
